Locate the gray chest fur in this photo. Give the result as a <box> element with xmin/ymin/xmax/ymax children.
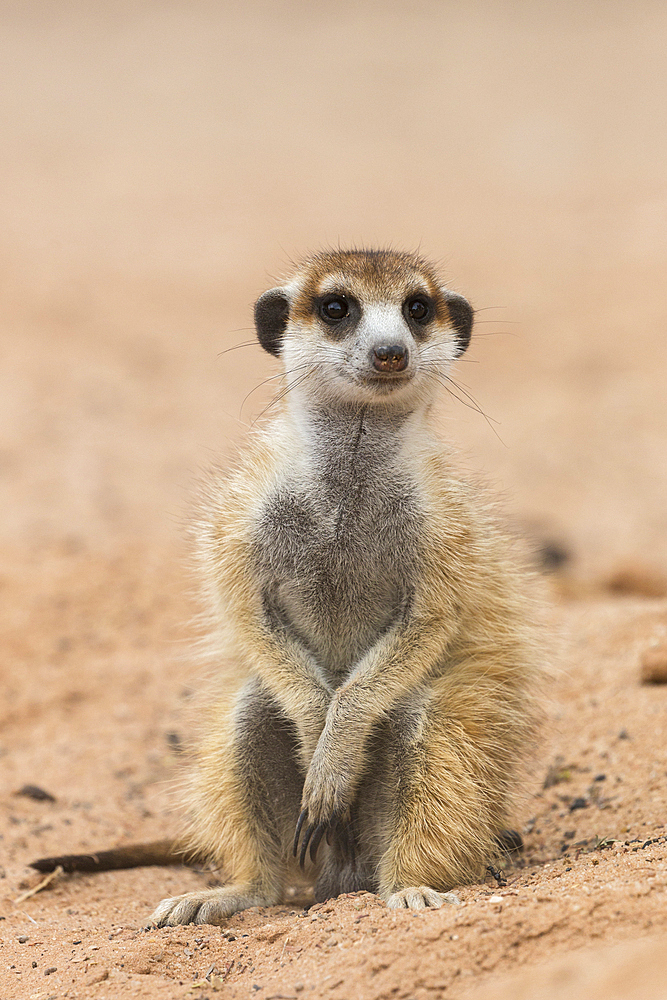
<box><xmin>251</xmin><ymin>417</ymin><xmax>421</xmax><ymax>681</ymax></box>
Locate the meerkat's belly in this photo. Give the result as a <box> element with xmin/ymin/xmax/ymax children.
<box><xmin>253</xmin><ymin>484</ymin><xmax>420</xmax><ymax>678</ymax></box>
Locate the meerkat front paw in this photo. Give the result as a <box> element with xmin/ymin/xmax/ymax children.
<box><xmin>151</xmin><ymin>886</ymin><xmax>269</xmax><ymax>926</ymax></box>
<box><xmin>386</xmin><ymin>886</ymin><xmax>460</xmax><ymax>910</ymax></box>
<box><xmin>300</xmin><ymin>757</ymin><xmax>352</xmax><ymax>825</ymax></box>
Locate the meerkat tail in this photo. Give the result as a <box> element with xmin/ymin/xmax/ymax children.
<box><xmin>29</xmin><ymin>839</ymin><xmax>202</xmax><ymax>874</ymax></box>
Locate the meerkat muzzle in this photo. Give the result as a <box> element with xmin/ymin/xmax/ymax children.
<box><xmin>371</xmin><ymin>343</ymin><xmax>409</xmax><ymax>373</ymax></box>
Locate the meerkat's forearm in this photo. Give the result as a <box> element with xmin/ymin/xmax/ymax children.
<box><xmin>215</xmin><ymin>578</ymin><xmax>333</xmax><ymax>765</ymax></box>
<box><xmin>243</xmin><ymin>626</ymin><xmax>332</xmax><ymax>766</ymax></box>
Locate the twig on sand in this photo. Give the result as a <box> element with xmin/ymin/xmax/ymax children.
<box><xmin>14</xmin><ymin>865</ymin><xmax>63</xmax><ymax>904</ymax></box>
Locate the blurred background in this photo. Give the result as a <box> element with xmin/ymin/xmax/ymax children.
<box><xmin>2</xmin><ymin>0</ymin><xmax>666</xmax><ymax>576</ymax></box>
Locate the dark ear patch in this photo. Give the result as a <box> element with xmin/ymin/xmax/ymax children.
<box><xmin>254</xmin><ymin>288</ymin><xmax>290</xmax><ymax>357</ymax></box>
<box><xmin>443</xmin><ymin>291</ymin><xmax>473</xmax><ymax>356</ymax></box>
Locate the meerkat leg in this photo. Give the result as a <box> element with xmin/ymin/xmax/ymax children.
<box><xmin>311</xmin><ymin>711</ymin><xmax>444</xmax><ymax>905</ymax></box>
<box><xmin>368</xmin><ymin>670</ymin><xmax>526</xmax><ymax>911</ymax></box>
<box><xmin>152</xmin><ymin>678</ymin><xmax>303</xmax><ymax>926</ymax></box>
<box><xmin>310</xmin><ymin>696</ymin><xmax>481</xmax><ymax>907</ymax></box>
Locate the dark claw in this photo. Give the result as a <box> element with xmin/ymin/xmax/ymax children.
<box><xmin>299</xmin><ymin>824</ymin><xmax>314</xmax><ymax>869</ymax></box>
<box><xmin>294</xmin><ymin>810</ymin><xmax>355</xmax><ymax>868</ymax></box>
<box><xmin>293</xmin><ymin>810</ymin><xmax>307</xmax><ymax>857</ymax></box>
<box><xmin>309</xmin><ymin>823</ymin><xmax>327</xmax><ymax>864</ymax></box>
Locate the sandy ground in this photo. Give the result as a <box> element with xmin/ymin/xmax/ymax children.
<box><xmin>2</xmin><ymin>3</ymin><xmax>667</xmax><ymax>998</ymax></box>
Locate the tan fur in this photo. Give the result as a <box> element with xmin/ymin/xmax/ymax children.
<box><xmin>290</xmin><ymin>248</ymin><xmax>451</xmax><ymax>325</ymax></box>
<box><xmin>149</xmin><ymin>248</ymin><xmax>543</xmax><ymax>925</ymax></box>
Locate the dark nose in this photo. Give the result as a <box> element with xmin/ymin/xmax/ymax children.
<box><xmin>371</xmin><ymin>343</ymin><xmax>409</xmax><ymax>373</ymax></box>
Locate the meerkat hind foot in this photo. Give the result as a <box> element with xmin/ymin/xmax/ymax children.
<box><xmin>151</xmin><ymin>886</ymin><xmax>271</xmax><ymax>927</ymax></box>
<box><xmin>386</xmin><ymin>886</ymin><xmax>460</xmax><ymax>910</ymax></box>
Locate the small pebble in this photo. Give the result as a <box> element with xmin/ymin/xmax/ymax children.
<box><xmin>640</xmin><ymin>646</ymin><xmax>667</xmax><ymax>684</ymax></box>
<box><xmin>15</xmin><ymin>784</ymin><xmax>56</xmax><ymax>803</ymax></box>
<box><xmin>605</xmin><ymin>563</ymin><xmax>667</xmax><ymax>598</ymax></box>
<box><xmin>86</xmin><ymin>969</ymin><xmax>109</xmax><ymax>985</ymax></box>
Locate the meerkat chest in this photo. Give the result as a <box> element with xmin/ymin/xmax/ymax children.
<box><xmin>251</xmin><ymin>466</ymin><xmax>422</xmax><ymax>675</ymax></box>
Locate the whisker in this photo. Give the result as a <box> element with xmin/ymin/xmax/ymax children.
<box><xmin>240</xmin><ymin>364</ymin><xmax>312</xmax><ymax>413</ymax></box>
<box><xmin>420</xmin><ymin>361</ymin><xmax>505</xmax><ymax>441</ymax></box>
<box><xmin>433</xmin><ymin>373</ymin><xmax>487</xmax><ymax>417</ymax></box>
<box><xmin>443</xmin><ymin>372</ymin><xmax>481</xmax><ymax>396</ymax></box>
<box><xmin>473</xmin><ymin>334</ymin><xmax>521</xmax><ymax>340</ymax></box>
<box><xmin>217</xmin><ymin>341</ymin><xmax>261</xmax><ymax>357</ymax></box>
<box><xmin>433</xmin><ymin>374</ymin><xmax>506</xmax><ymax>446</ymax></box>
<box><xmin>250</xmin><ymin>369</ymin><xmax>315</xmax><ymax>426</ymax></box>
<box><xmin>442</xmin><ymin>375</ymin><xmax>500</xmax><ymax>425</ymax></box>
<box><xmin>472</xmin><ymin>321</ymin><xmax>520</xmax><ymax>327</ymax></box>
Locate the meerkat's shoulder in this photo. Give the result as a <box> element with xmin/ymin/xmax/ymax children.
<box><xmin>410</xmin><ymin>439</ymin><xmax>526</xmax><ymax>570</ymax></box>
<box><xmin>202</xmin><ymin>420</ymin><xmax>289</xmax><ymax>502</ymax></box>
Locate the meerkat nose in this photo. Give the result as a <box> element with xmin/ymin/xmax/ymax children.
<box><xmin>371</xmin><ymin>343</ymin><xmax>409</xmax><ymax>373</ymax></box>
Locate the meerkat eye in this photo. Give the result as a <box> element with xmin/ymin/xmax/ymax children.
<box><xmin>319</xmin><ymin>295</ymin><xmax>349</xmax><ymax>323</ymax></box>
<box><xmin>405</xmin><ymin>296</ymin><xmax>433</xmax><ymax>325</ymax></box>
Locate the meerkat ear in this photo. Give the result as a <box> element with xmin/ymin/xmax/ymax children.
<box><xmin>443</xmin><ymin>290</ymin><xmax>473</xmax><ymax>356</ymax></box>
<box><xmin>254</xmin><ymin>287</ymin><xmax>290</xmax><ymax>357</ymax></box>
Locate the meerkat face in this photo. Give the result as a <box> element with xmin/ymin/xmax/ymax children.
<box><xmin>254</xmin><ymin>249</ymin><xmax>473</xmax><ymax>410</ymax></box>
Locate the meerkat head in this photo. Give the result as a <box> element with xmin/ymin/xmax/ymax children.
<box><xmin>254</xmin><ymin>249</ymin><xmax>473</xmax><ymax>411</ymax></box>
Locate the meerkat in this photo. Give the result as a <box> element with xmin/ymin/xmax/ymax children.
<box><xmin>32</xmin><ymin>248</ymin><xmax>540</xmax><ymax>923</ymax></box>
